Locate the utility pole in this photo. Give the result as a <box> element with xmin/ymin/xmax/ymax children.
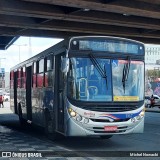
<box><xmin>13</xmin><ymin>44</ymin><xmax>27</xmax><ymax>63</ymax></box>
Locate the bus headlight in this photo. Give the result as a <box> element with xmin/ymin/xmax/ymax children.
<box><xmin>70</xmin><ymin>111</ymin><xmax>76</xmax><ymax>117</ymax></box>
<box><xmin>68</xmin><ymin>108</ymin><xmax>90</xmax><ymax>123</ymax></box>
<box><xmin>136</xmin><ymin>115</ymin><xmax>141</xmax><ymax>120</ymax></box>
<box><xmin>131</xmin><ymin>108</ymin><xmax>145</xmax><ymax>123</ymax></box>
<box><xmin>76</xmin><ymin>114</ymin><xmax>82</xmax><ymax>121</ymax></box>
<box><xmin>68</xmin><ymin>108</ymin><xmax>76</xmax><ymax>117</ymax></box>
<box><xmin>139</xmin><ymin>109</ymin><xmax>145</xmax><ymax>117</ymax></box>
<box><xmin>84</xmin><ymin>118</ymin><xmax>89</xmax><ymax>124</ymax></box>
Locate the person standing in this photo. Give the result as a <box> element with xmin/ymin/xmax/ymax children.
<box><xmin>150</xmin><ymin>95</ymin><xmax>155</xmax><ymax>108</ymax></box>
<box><xmin>0</xmin><ymin>94</ymin><xmax>4</xmax><ymax>108</ymax></box>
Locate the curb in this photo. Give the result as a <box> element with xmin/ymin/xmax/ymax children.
<box><xmin>145</xmin><ymin>109</ymin><xmax>160</xmax><ymax>113</ymax></box>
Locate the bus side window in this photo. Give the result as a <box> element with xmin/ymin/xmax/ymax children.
<box><xmin>10</xmin><ymin>71</ymin><xmax>14</xmax><ymax>89</ymax></box>
<box><xmin>21</xmin><ymin>67</ymin><xmax>26</xmax><ymax>88</ymax></box>
<box><xmin>37</xmin><ymin>59</ymin><xmax>44</xmax><ymax>88</ymax></box>
<box><xmin>44</xmin><ymin>54</ymin><xmax>54</xmax><ymax>87</ymax></box>
<box><xmin>32</xmin><ymin>62</ymin><xmax>37</xmax><ymax>88</ymax></box>
<box><xmin>17</xmin><ymin>68</ymin><xmax>21</xmax><ymax>88</ymax></box>
<box><xmin>59</xmin><ymin>55</ymin><xmax>66</xmax><ymax>91</ymax></box>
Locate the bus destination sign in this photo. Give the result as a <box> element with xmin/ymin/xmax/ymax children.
<box><xmin>71</xmin><ymin>39</ymin><xmax>144</xmax><ymax>54</ymax></box>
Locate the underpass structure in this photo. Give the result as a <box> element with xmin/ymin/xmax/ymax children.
<box><xmin>0</xmin><ymin>0</ymin><xmax>159</xmax><ymax>49</ymax></box>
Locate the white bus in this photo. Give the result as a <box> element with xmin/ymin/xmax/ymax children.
<box><xmin>10</xmin><ymin>36</ymin><xmax>145</xmax><ymax>139</ymax></box>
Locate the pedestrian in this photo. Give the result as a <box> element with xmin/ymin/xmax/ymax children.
<box><xmin>0</xmin><ymin>94</ymin><xmax>4</xmax><ymax>108</ymax></box>
<box><xmin>150</xmin><ymin>95</ymin><xmax>155</xmax><ymax>108</ymax></box>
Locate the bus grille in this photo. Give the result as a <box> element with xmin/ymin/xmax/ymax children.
<box><xmin>81</xmin><ymin>105</ymin><xmax>139</xmax><ymax>112</ymax></box>
<box><xmin>90</xmin><ymin>118</ymin><xmax>130</xmax><ymax>123</ymax></box>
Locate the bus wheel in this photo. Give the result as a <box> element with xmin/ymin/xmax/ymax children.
<box><xmin>44</xmin><ymin>112</ymin><xmax>60</xmax><ymax>140</ymax></box>
<box><xmin>100</xmin><ymin>135</ymin><xmax>113</xmax><ymax>139</ymax></box>
<box><xmin>18</xmin><ymin>106</ymin><xmax>26</xmax><ymax>126</ymax></box>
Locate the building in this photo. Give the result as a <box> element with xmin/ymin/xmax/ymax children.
<box><xmin>145</xmin><ymin>44</ymin><xmax>160</xmax><ymax>65</ymax></box>
<box><xmin>4</xmin><ymin>72</ymin><xmax>10</xmax><ymax>89</ymax></box>
<box><xmin>0</xmin><ymin>72</ymin><xmax>9</xmax><ymax>92</ymax></box>
<box><xmin>145</xmin><ymin>44</ymin><xmax>160</xmax><ymax>71</ymax></box>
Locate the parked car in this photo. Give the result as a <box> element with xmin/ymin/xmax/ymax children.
<box><xmin>3</xmin><ymin>93</ymin><xmax>10</xmax><ymax>101</ymax></box>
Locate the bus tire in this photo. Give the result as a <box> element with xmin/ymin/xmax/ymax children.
<box><xmin>18</xmin><ymin>105</ymin><xmax>26</xmax><ymax>126</ymax></box>
<box><xmin>100</xmin><ymin>135</ymin><xmax>113</xmax><ymax>139</ymax></box>
<box><xmin>44</xmin><ymin>111</ymin><xmax>60</xmax><ymax>140</ymax></box>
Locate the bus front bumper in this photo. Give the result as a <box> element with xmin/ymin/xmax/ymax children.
<box><xmin>66</xmin><ymin>117</ymin><xmax>144</xmax><ymax>137</ymax></box>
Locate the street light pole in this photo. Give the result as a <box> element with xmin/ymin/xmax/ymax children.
<box><xmin>13</xmin><ymin>44</ymin><xmax>27</xmax><ymax>63</ymax></box>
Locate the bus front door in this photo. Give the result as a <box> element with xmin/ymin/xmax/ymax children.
<box><xmin>26</xmin><ymin>66</ymin><xmax>32</xmax><ymax>121</ymax></box>
<box><xmin>55</xmin><ymin>54</ymin><xmax>65</xmax><ymax>133</ymax></box>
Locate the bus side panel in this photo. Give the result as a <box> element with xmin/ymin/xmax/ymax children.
<box><xmin>10</xmin><ymin>88</ymin><xmax>15</xmax><ymax>113</ymax></box>
<box><xmin>32</xmin><ymin>88</ymin><xmax>44</xmax><ymax>126</ymax></box>
<box><xmin>20</xmin><ymin>87</ymin><xmax>27</xmax><ymax>120</ymax></box>
<box><xmin>31</xmin><ymin>73</ymin><xmax>45</xmax><ymax>127</ymax></box>
<box><xmin>32</xmin><ymin>88</ymin><xmax>38</xmax><ymax>124</ymax></box>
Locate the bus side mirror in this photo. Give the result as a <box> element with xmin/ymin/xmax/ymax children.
<box><xmin>61</xmin><ymin>58</ymin><xmax>69</xmax><ymax>73</ymax></box>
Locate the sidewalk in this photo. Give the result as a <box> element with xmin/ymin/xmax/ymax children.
<box><xmin>0</xmin><ymin>102</ymin><xmax>12</xmax><ymax>114</ymax></box>
<box><xmin>0</xmin><ymin>102</ymin><xmax>19</xmax><ymax>124</ymax></box>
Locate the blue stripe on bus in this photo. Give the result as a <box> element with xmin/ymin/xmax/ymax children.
<box><xmin>98</xmin><ymin>110</ymin><xmax>142</xmax><ymax>120</ymax></box>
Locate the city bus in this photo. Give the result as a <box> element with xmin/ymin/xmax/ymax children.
<box><xmin>10</xmin><ymin>36</ymin><xmax>145</xmax><ymax>139</ymax></box>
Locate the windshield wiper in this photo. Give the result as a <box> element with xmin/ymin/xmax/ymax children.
<box><xmin>89</xmin><ymin>54</ymin><xmax>108</xmax><ymax>89</ymax></box>
<box><xmin>122</xmin><ymin>56</ymin><xmax>131</xmax><ymax>93</ymax></box>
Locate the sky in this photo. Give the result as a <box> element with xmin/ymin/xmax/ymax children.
<box><xmin>0</xmin><ymin>36</ymin><xmax>63</xmax><ymax>72</ymax></box>
<box><xmin>1</xmin><ymin>36</ymin><xmax>160</xmax><ymax>73</ymax></box>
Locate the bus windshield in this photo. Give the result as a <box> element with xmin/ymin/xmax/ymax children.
<box><xmin>112</xmin><ymin>60</ymin><xmax>144</xmax><ymax>101</ymax></box>
<box><xmin>68</xmin><ymin>57</ymin><xmax>144</xmax><ymax>102</ymax></box>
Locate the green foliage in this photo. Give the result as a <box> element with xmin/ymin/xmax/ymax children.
<box><xmin>147</xmin><ymin>69</ymin><xmax>160</xmax><ymax>79</ymax></box>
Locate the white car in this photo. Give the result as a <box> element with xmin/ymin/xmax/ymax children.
<box><xmin>153</xmin><ymin>95</ymin><xmax>160</xmax><ymax>106</ymax></box>
<box><xmin>3</xmin><ymin>93</ymin><xmax>10</xmax><ymax>101</ymax></box>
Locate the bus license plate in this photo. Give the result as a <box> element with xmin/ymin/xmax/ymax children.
<box><xmin>104</xmin><ymin>126</ymin><xmax>117</xmax><ymax>131</ymax></box>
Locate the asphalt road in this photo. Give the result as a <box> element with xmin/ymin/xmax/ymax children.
<box><xmin>0</xmin><ymin>102</ymin><xmax>160</xmax><ymax>160</ymax></box>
